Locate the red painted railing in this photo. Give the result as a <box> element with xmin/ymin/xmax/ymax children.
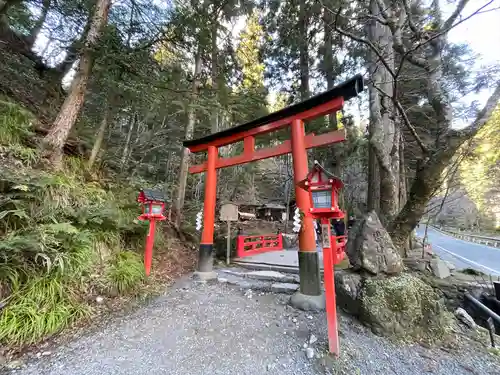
<box><xmin>331</xmin><ymin>235</ymin><xmax>347</xmax><ymax>264</ymax></box>
<box><xmin>236</xmin><ymin>233</ymin><xmax>284</xmax><ymax>258</ymax></box>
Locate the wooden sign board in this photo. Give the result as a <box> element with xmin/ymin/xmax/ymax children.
<box><xmin>321</xmin><ymin>223</ymin><xmax>331</xmax><ymax>248</ymax></box>
<box><xmin>220</xmin><ymin>203</ymin><xmax>239</xmax><ymax>221</ymax></box>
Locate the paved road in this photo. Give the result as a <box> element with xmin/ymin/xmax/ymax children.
<box><xmin>417</xmin><ymin>227</ymin><xmax>500</xmax><ymax>276</ymax></box>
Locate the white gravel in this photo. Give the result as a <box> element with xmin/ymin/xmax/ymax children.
<box><xmin>12</xmin><ymin>276</ymin><xmax>500</xmax><ymax>375</ymax></box>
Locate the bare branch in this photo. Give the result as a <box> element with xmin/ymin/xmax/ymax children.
<box><xmin>415</xmin><ymin>0</ymin><xmax>496</xmax><ymax>54</ymax></box>
<box><xmin>443</xmin><ymin>0</ymin><xmax>469</xmax><ymax>30</ymax></box>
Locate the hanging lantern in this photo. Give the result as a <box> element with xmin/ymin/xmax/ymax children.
<box><xmin>299</xmin><ymin>160</ymin><xmax>344</xmax><ymax>219</ymax></box>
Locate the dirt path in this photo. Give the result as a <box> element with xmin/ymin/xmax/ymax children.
<box><xmin>10</xmin><ymin>270</ymin><xmax>500</xmax><ymax>375</ymax></box>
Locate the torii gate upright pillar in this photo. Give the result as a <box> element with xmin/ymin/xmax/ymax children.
<box><xmin>196</xmin><ymin>145</ymin><xmax>218</xmax><ymax>280</ymax></box>
<box><xmin>290</xmin><ymin>119</ymin><xmax>324</xmax><ymax>307</ymax></box>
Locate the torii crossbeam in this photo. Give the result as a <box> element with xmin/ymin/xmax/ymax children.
<box><xmin>183</xmin><ymin>75</ymin><xmax>364</xmax><ymax>299</ymax></box>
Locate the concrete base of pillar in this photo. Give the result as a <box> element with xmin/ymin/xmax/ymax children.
<box><xmin>290</xmin><ymin>292</ymin><xmax>326</xmax><ymax>311</ymax></box>
<box><xmin>198</xmin><ymin>243</ymin><xmax>214</xmax><ymax>273</ymax></box>
<box><xmin>193</xmin><ymin>271</ymin><xmax>218</xmax><ymax>281</ymax></box>
<box><xmin>298</xmin><ymin>251</ymin><xmax>322</xmax><ymax>295</ymax></box>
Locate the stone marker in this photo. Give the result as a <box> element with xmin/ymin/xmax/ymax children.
<box><xmin>346</xmin><ymin>211</ymin><xmax>403</xmax><ymax>275</ymax></box>
<box><xmin>430</xmin><ymin>259</ymin><xmax>451</xmax><ymax>279</ymax></box>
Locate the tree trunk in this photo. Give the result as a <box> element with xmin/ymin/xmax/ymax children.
<box><xmin>323</xmin><ymin>2</ymin><xmax>344</xmax><ymax>177</ymax></box>
<box><xmin>389</xmin><ymin>124</ymin><xmax>400</xmax><ymax>208</ymax></box>
<box><xmin>389</xmin><ymin>149</ymin><xmax>455</xmax><ymax>248</ymax></box>
<box><xmin>55</xmin><ymin>9</ymin><xmax>93</xmax><ymax>78</ymax></box>
<box><xmin>210</xmin><ymin>19</ymin><xmax>219</xmax><ymax>134</ymax></box>
<box><xmin>87</xmin><ymin>104</ymin><xmax>110</xmax><ymax>169</ymax></box>
<box><xmin>323</xmin><ymin>2</ymin><xmax>336</xmax><ymax>129</ymax></box>
<box><xmin>42</xmin><ymin>0</ymin><xmax>111</xmax><ymax>169</ymax></box>
<box><xmin>175</xmin><ymin>46</ymin><xmax>202</xmax><ymax>228</ymax></box>
<box><xmin>298</xmin><ymin>0</ymin><xmax>309</xmax><ymax>100</ymax></box>
<box><xmin>120</xmin><ymin>113</ymin><xmax>137</xmax><ymax>170</ymax></box>
<box><xmin>367</xmin><ymin>143</ymin><xmax>380</xmax><ymax>213</ymax></box>
<box><xmin>367</xmin><ymin>0</ymin><xmax>398</xmax><ymax>224</ymax></box>
<box><xmin>398</xmin><ymin>132</ymin><xmax>407</xmax><ymax>208</ymax></box>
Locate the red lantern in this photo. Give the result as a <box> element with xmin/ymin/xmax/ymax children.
<box><xmin>299</xmin><ymin>161</ymin><xmax>344</xmax><ymax>219</ymax></box>
<box><xmin>137</xmin><ymin>189</ymin><xmax>167</xmax><ymax>221</ymax></box>
<box><xmin>137</xmin><ymin>189</ymin><xmax>167</xmax><ymax>276</ymax></box>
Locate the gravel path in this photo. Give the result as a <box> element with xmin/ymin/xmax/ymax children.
<box><xmin>11</xmin><ymin>274</ymin><xmax>500</xmax><ymax>375</ymax></box>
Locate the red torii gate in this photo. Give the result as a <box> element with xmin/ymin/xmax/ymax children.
<box><xmin>183</xmin><ymin>75</ymin><xmax>364</xmax><ymax>301</ymax></box>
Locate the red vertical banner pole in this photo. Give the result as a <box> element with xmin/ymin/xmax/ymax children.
<box><xmin>144</xmin><ymin>219</ymin><xmax>156</xmax><ymax>276</ymax></box>
<box><xmin>321</xmin><ymin>217</ymin><xmax>339</xmax><ymax>355</ymax></box>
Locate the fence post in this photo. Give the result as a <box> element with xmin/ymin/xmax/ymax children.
<box><xmin>236</xmin><ymin>235</ymin><xmax>244</xmax><ymax>258</ymax></box>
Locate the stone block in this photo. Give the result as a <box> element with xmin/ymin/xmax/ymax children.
<box><xmin>271</xmin><ymin>283</ymin><xmax>299</xmax><ymax>294</ymax></box>
<box><xmin>247</xmin><ymin>270</ymin><xmax>297</xmax><ymax>283</ymax></box>
<box><xmin>430</xmin><ymin>259</ymin><xmax>451</xmax><ymax>279</ymax></box>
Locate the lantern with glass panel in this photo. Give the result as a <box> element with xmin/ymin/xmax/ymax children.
<box><xmin>137</xmin><ymin>189</ymin><xmax>167</xmax><ymax>221</ymax></box>
<box><xmin>303</xmin><ymin>161</ymin><xmax>344</xmax><ymax>220</ymax></box>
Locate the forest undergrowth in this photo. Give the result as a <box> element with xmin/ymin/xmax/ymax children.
<box><xmin>0</xmin><ymin>100</ymin><xmax>196</xmax><ymax>350</ymax></box>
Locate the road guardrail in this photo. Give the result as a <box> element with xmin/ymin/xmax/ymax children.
<box><xmin>432</xmin><ymin>226</ymin><xmax>500</xmax><ymax>248</ymax></box>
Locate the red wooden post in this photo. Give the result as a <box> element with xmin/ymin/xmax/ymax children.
<box><xmin>291</xmin><ymin>119</ymin><xmax>321</xmax><ymax>296</ymax></box>
<box><xmin>321</xmin><ymin>217</ymin><xmax>340</xmax><ymax>355</ymax></box>
<box><xmin>236</xmin><ymin>236</ymin><xmax>244</xmax><ymax>258</ymax></box>
<box><xmin>198</xmin><ymin>145</ymin><xmax>218</xmax><ymax>273</ymax></box>
<box><xmin>144</xmin><ymin>219</ymin><xmax>156</xmax><ymax>276</ymax></box>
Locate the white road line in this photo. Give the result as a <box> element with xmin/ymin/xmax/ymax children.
<box><xmin>427</xmin><ymin>228</ymin><xmax>500</xmax><ymax>251</ymax></box>
<box><xmin>433</xmin><ymin>244</ymin><xmax>500</xmax><ymax>276</ymax></box>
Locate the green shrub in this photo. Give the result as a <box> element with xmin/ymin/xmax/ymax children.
<box><xmin>0</xmin><ymin>99</ymin><xmax>33</xmax><ymax>145</ymax></box>
<box><xmin>0</xmin><ymin>223</ymin><xmax>94</xmax><ymax>284</ymax></box>
<box><xmin>0</xmin><ymin>126</ymin><xmax>155</xmax><ymax>346</ymax></box>
<box><xmin>0</xmin><ymin>276</ymin><xmax>89</xmax><ymax>346</ymax></box>
<box><xmin>106</xmin><ymin>251</ymin><xmax>144</xmax><ymax>294</ymax></box>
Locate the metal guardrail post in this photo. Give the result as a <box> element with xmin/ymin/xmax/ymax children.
<box><xmin>431</xmin><ymin>226</ymin><xmax>500</xmax><ymax>248</ymax></box>
<box><xmin>465</xmin><ymin>292</ymin><xmax>500</xmax><ymax>326</ymax></box>
<box><xmin>495</xmin><ymin>282</ymin><xmax>500</xmax><ymax>300</ymax></box>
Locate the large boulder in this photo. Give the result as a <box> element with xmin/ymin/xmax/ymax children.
<box><xmin>360</xmin><ymin>274</ymin><xmax>452</xmax><ymax>340</ymax></box>
<box><xmin>347</xmin><ymin>211</ymin><xmax>403</xmax><ymax>275</ymax></box>
<box><xmin>335</xmin><ymin>270</ymin><xmax>363</xmax><ymax>315</ymax></box>
<box><xmin>335</xmin><ymin>271</ymin><xmax>452</xmax><ymax>341</ymax></box>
